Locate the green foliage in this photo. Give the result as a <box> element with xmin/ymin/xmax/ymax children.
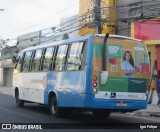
<box><xmin>62</xmin><ymin>33</ymin><xmax>69</xmax><ymax>40</ymax></box>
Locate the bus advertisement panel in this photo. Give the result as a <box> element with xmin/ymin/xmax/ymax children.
<box><xmin>92</xmin><ymin>35</ymin><xmax>150</xmax><ymax>110</ymax></box>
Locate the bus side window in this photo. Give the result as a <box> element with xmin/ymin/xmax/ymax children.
<box><xmin>42</xmin><ymin>47</ymin><xmax>54</xmax><ymax>72</ymax></box>
<box><xmin>67</xmin><ymin>42</ymin><xmax>85</xmax><ymax>71</ymax></box>
<box><xmin>15</xmin><ymin>55</ymin><xmax>23</xmax><ymax>73</ymax></box>
<box><xmin>22</xmin><ymin>51</ymin><xmax>33</xmax><ymax>72</ymax></box>
<box><xmin>55</xmin><ymin>45</ymin><xmax>68</xmax><ymax>71</ymax></box>
<box><xmin>31</xmin><ymin>49</ymin><xmax>43</xmax><ymax>72</ymax></box>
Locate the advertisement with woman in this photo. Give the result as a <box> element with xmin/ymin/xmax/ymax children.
<box><xmin>121</xmin><ymin>50</ymin><xmax>142</xmax><ymax>78</ymax></box>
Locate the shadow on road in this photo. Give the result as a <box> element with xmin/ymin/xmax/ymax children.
<box><xmin>22</xmin><ymin>103</ymin><xmax>121</xmax><ymax>123</ymax></box>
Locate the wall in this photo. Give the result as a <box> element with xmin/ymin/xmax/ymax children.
<box><xmin>3</xmin><ymin>68</ymin><xmax>14</xmax><ymax>86</ymax></box>
<box><xmin>116</xmin><ymin>0</ymin><xmax>160</xmax><ymax>36</ymax></box>
<box><xmin>116</xmin><ymin>0</ymin><xmax>141</xmax><ymax>36</ymax></box>
<box><xmin>131</xmin><ymin>20</ymin><xmax>160</xmax><ymax>90</ymax></box>
<box><xmin>0</xmin><ymin>61</ymin><xmax>3</xmax><ymax>86</ymax></box>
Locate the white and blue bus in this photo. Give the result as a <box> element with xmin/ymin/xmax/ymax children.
<box><xmin>13</xmin><ymin>34</ymin><xmax>150</xmax><ymax>118</ymax></box>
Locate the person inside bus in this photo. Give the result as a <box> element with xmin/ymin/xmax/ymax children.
<box><xmin>121</xmin><ymin>51</ymin><xmax>140</xmax><ymax>78</ymax></box>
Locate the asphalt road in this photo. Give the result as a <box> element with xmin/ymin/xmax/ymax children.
<box><xmin>0</xmin><ymin>94</ymin><xmax>160</xmax><ymax>131</ymax></box>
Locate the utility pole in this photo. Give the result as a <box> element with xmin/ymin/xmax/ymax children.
<box><xmin>0</xmin><ymin>9</ymin><xmax>5</xmax><ymax>49</ymax></box>
<box><xmin>93</xmin><ymin>0</ymin><xmax>102</xmax><ymax>34</ymax></box>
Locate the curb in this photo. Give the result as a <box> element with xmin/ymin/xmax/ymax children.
<box><xmin>125</xmin><ymin>111</ymin><xmax>151</xmax><ymax>117</ymax></box>
<box><xmin>150</xmin><ymin>112</ymin><xmax>160</xmax><ymax>117</ymax></box>
<box><xmin>133</xmin><ymin>111</ymin><xmax>151</xmax><ymax>117</ymax></box>
<box><xmin>0</xmin><ymin>91</ymin><xmax>12</xmax><ymax>96</ymax></box>
<box><xmin>126</xmin><ymin>111</ymin><xmax>160</xmax><ymax>117</ymax></box>
<box><xmin>0</xmin><ymin>88</ymin><xmax>12</xmax><ymax>96</ymax></box>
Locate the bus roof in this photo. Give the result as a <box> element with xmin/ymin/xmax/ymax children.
<box><xmin>20</xmin><ymin>34</ymin><xmax>143</xmax><ymax>53</ymax></box>
<box><xmin>98</xmin><ymin>34</ymin><xmax>143</xmax><ymax>42</ymax></box>
<box><xmin>20</xmin><ymin>34</ymin><xmax>91</xmax><ymax>53</ymax></box>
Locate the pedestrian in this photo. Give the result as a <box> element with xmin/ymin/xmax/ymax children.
<box><xmin>156</xmin><ymin>77</ymin><xmax>160</xmax><ymax>106</ymax></box>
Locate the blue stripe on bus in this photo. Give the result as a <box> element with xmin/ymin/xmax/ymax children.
<box><xmin>85</xmin><ymin>35</ymin><xmax>94</xmax><ymax>95</ymax></box>
<box><xmin>44</xmin><ymin>71</ymin><xmax>86</xmax><ymax>106</ymax></box>
<box><xmin>84</xmin><ymin>97</ymin><xmax>147</xmax><ymax>110</ymax></box>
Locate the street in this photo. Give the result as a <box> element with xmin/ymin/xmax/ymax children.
<box><xmin>0</xmin><ymin>94</ymin><xmax>160</xmax><ymax>125</ymax></box>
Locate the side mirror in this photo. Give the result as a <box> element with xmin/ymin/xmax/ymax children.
<box><xmin>100</xmin><ymin>71</ymin><xmax>108</xmax><ymax>85</ymax></box>
<box><xmin>12</xmin><ymin>55</ymin><xmax>17</xmax><ymax>63</ymax></box>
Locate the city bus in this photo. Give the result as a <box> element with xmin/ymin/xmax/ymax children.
<box><xmin>12</xmin><ymin>34</ymin><xmax>150</xmax><ymax>118</ymax></box>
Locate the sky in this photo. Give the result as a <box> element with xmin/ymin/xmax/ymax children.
<box><xmin>0</xmin><ymin>0</ymin><xmax>79</xmax><ymax>40</ymax></box>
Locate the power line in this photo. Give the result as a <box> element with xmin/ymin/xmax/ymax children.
<box><xmin>4</xmin><ymin>0</ymin><xmax>160</xmax><ymax>45</ymax></box>
<box><xmin>0</xmin><ymin>1</ymin><xmax>79</xmax><ymax>35</ymax></box>
<box><xmin>0</xmin><ymin>7</ymin><xmax>128</xmax><ymax>45</ymax></box>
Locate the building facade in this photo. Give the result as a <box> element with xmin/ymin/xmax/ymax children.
<box><xmin>79</xmin><ymin>0</ymin><xmax>116</xmax><ymax>35</ymax></box>
<box><xmin>0</xmin><ymin>46</ymin><xmax>17</xmax><ymax>86</ymax></box>
<box><xmin>131</xmin><ymin>20</ymin><xmax>160</xmax><ymax>89</ymax></box>
<box><xmin>117</xmin><ymin>0</ymin><xmax>160</xmax><ymax>90</ymax></box>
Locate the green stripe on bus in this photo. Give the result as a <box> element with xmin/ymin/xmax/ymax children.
<box><xmin>98</xmin><ymin>77</ymin><xmax>128</xmax><ymax>92</ymax></box>
<box><xmin>128</xmin><ymin>78</ymin><xmax>146</xmax><ymax>93</ymax></box>
<box><xmin>98</xmin><ymin>77</ymin><xmax>146</xmax><ymax>93</ymax></box>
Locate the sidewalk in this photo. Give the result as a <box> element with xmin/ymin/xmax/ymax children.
<box><xmin>0</xmin><ymin>86</ymin><xmax>159</xmax><ymax>117</ymax></box>
<box><xmin>126</xmin><ymin>104</ymin><xmax>160</xmax><ymax>117</ymax></box>
<box><xmin>0</xmin><ymin>86</ymin><xmax>13</xmax><ymax>96</ymax></box>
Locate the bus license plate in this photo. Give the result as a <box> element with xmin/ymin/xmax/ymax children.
<box><xmin>117</xmin><ymin>102</ymin><xmax>127</xmax><ymax>106</ymax></box>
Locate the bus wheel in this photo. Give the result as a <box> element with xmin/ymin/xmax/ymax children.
<box><xmin>50</xmin><ymin>97</ymin><xmax>69</xmax><ymax>117</ymax></box>
<box><xmin>15</xmin><ymin>91</ymin><xmax>24</xmax><ymax>107</ymax></box>
<box><xmin>50</xmin><ymin>97</ymin><xmax>61</xmax><ymax>117</ymax></box>
<box><xmin>92</xmin><ymin>111</ymin><xmax>110</xmax><ymax>118</ymax></box>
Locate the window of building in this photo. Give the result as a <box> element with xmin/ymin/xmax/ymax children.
<box><xmin>31</xmin><ymin>49</ymin><xmax>43</xmax><ymax>72</ymax></box>
<box><xmin>54</xmin><ymin>45</ymin><xmax>68</xmax><ymax>71</ymax></box>
<box><xmin>42</xmin><ymin>47</ymin><xmax>54</xmax><ymax>72</ymax></box>
<box><xmin>67</xmin><ymin>42</ymin><xmax>85</xmax><ymax>71</ymax></box>
<box><xmin>22</xmin><ymin>51</ymin><xmax>33</xmax><ymax>72</ymax></box>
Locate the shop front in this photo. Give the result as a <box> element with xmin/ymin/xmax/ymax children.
<box><xmin>131</xmin><ymin>20</ymin><xmax>160</xmax><ymax>104</ymax></box>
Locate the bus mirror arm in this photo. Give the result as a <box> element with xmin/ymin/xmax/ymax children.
<box><xmin>100</xmin><ymin>71</ymin><xmax>108</xmax><ymax>85</ymax></box>
<box><xmin>12</xmin><ymin>55</ymin><xmax>17</xmax><ymax>63</ymax></box>
<box><xmin>101</xmin><ymin>33</ymin><xmax>109</xmax><ymax>85</ymax></box>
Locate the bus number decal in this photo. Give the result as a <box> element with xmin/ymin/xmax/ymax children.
<box><xmin>111</xmin><ymin>65</ymin><xmax>117</xmax><ymax>72</ymax></box>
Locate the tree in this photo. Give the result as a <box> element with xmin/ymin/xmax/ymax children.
<box><xmin>62</xmin><ymin>33</ymin><xmax>69</xmax><ymax>40</ymax></box>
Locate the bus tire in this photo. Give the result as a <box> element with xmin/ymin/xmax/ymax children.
<box><xmin>50</xmin><ymin>96</ymin><xmax>61</xmax><ymax>117</ymax></box>
<box><xmin>15</xmin><ymin>90</ymin><xmax>24</xmax><ymax>107</ymax></box>
<box><xmin>92</xmin><ymin>111</ymin><xmax>110</xmax><ymax>118</ymax></box>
